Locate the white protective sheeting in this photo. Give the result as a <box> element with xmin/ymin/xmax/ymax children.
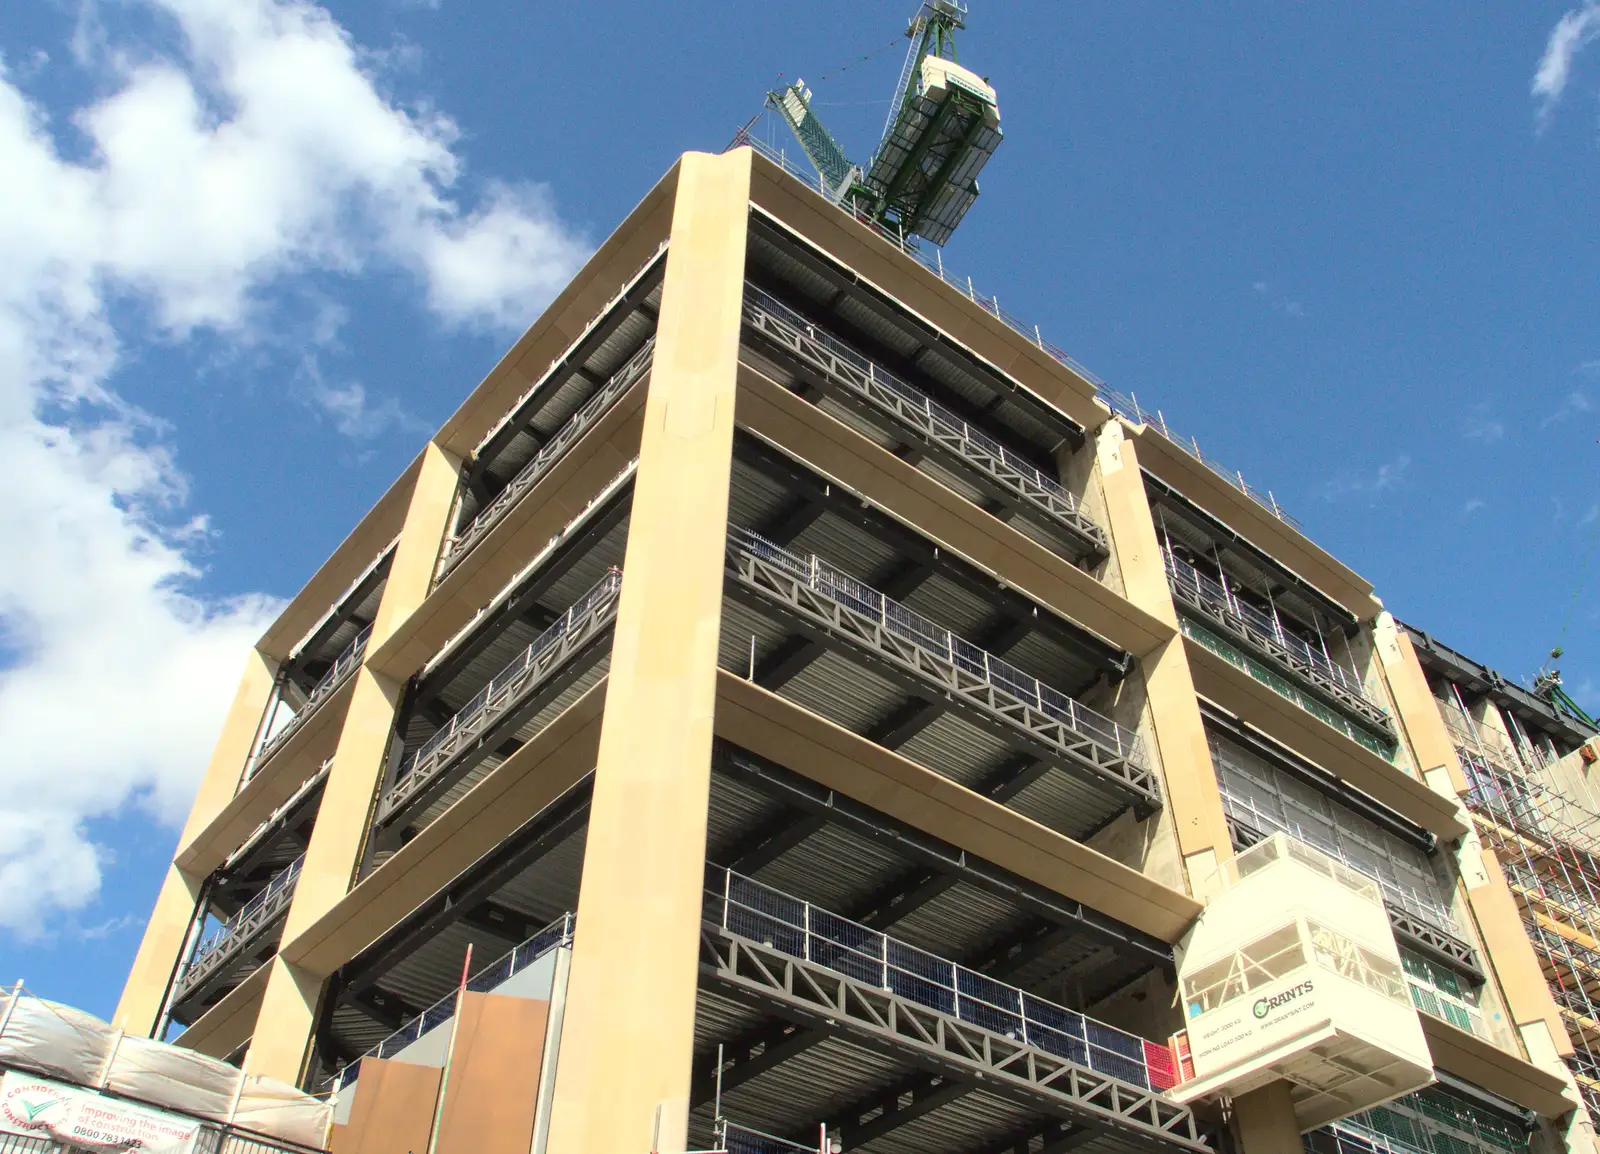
<box><xmin>0</xmin><ymin>994</ymin><xmax>118</xmax><ymax>1087</ymax></box>
<box><xmin>0</xmin><ymin>992</ymin><xmax>330</xmax><ymax>1150</ymax></box>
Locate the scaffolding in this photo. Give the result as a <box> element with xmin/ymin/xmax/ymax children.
<box><xmin>1437</xmin><ymin>688</ymin><xmax>1600</xmax><ymax>1118</ymax></box>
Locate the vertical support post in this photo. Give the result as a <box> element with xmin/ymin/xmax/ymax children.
<box><xmin>544</xmin><ymin>149</ymin><xmax>750</xmax><ymax>1154</ymax></box>
<box><xmin>242</xmin><ymin>441</ymin><xmax>462</xmax><ymax>1084</ymax></box>
<box><xmin>1232</xmin><ymin>1081</ymin><xmax>1301</xmax><ymax>1153</ymax></box>
<box><xmin>114</xmin><ymin>648</ymin><xmax>279</xmax><ymax>1036</ymax></box>
<box><xmin>1091</xmin><ymin>420</ymin><xmax>1234</xmax><ymax>895</ymax></box>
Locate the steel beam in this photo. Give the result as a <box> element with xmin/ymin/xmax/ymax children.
<box><xmin>713</xmin><ymin>745</ymin><xmax>1173</xmax><ymax>972</ymax></box>
<box><xmin>416</xmin><ymin>486</ymin><xmax>631</xmax><ymax>710</ymax></box>
<box><xmin>755</xmin><ymin>636</ymin><xmax>827</xmax><ymax>691</ymax></box>
<box><xmin>718</xmin><ymin>810</ymin><xmax>830</xmax><ymax>876</ymax></box>
<box><xmin>336</xmin><ymin>777</ymin><xmax>592</xmax><ymax>1000</ymax></box>
<box><xmin>724</xmin><ymin>552</ymin><xmax>1158</xmax><ymax>816</ymax></box>
<box><xmin>734</xmin><ymin>433</ymin><xmax>1125</xmax><ymax>677</ymax></box>
<box><xmin>866</xmin><ymin>697</ymin><xmax>945</xmax><ymax>749</ymax></box>
<box><xmin>848</xmin><ymin>868</ymin><xmax>960</xmax><ymax>931</ymax></box>
<box><xmin>690</xmin><ymin>1019</ymin><xmax>828</xmax><ymax>1108</ymax></box>
<box><xmin>820</xmin><ymin>1069</ymin><xmax>972</xmax><ymax>1150</ymax></box>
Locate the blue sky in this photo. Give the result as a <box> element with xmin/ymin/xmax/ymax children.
<box><xmin>1</xmin><ymin>1</ymin><xmax>1597</xmax><ymax>1017</ymax></box>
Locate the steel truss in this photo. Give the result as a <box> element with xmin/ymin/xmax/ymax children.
<box><xmin>246</xmin><ymin>625</ymin><xmax>370</xmax><ymax>783</ymax></box>
<box><xmin>700</xmin><ymin>927</ymin><xmax>1212</xmax><ymax>1152</ymax></box>
<box><xmin>439</xmin><ymin>340</ymin><xmax>655</xmax><ymax>581</ymax></box>
<box><xmin>724</xmin><ymin>540</ymin><xmax>1161</xmax><ymax>816</ymax></box>
<box><xmin>175</xmin><ymin>856</ymin><xmax>302</xmax><ymax>1006</ymax></box>
<box><xmin>374</xmin><ymin>571</ymin><xmax>621</xmax><ymax>831</ymax></box>
<box><xmin>740</xmin><ymin>287</ymin><xmax>1107</xmax><ymax>563</ymax></box>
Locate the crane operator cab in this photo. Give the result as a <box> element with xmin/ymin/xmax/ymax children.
<box><xmin>865</xmin><ymin>51</ymin><xmax>1003</xmax><ymax>245</ymax></box>
<box><xmin>763</xmin><ymin>0</ymin><xmax>1004</xmax><ymax>248</ymax></box>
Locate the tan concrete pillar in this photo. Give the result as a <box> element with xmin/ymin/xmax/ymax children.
<box><xmin>1092</xmin><ymin>420</ymin><xmax>1234</xmax><ymax>895</ymax></box>
<box><xmin>544</xmin><ymin>149</ymin><xmax>750</xmax><ymax>1154</ymax></box>
<box><xmin>114</xmin><ymin>648</ymin><xmax>278</xmax><ymax>1035</ymax></box>
<box><xmin>1232</xmin><ymin>1081</ymin><xmax>1301</xmax><ymax>1152</ymax></box>
<box><xmin>244</xmin><ymin>441</ymin><xmax>462</xmax><ymax>1082</ymax></box>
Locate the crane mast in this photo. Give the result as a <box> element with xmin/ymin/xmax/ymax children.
<box><xmin>765</xmin><ymin>0</ymin><xmax>1003</xmax><ymax>247</ymax></box>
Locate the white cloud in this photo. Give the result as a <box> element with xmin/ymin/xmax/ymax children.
<box><xmin>1250</xmin><ymin>279</ymin><xmax>1306</xmax><ymax>319</ymax></box>
<box><xmin>1320</xmin><ymin>454</ymin><xmax>1411</xmax><ymax>503</ymax></box>
<box><xmin>1533</xmin><ymin>2</ymin><xmax>1600</xmax><ymax>124</ymax></box>
<box><xmin>0</xmin><ymin>0</ymin><xmax>587</xmax><ymax>931</ymax></box>
<box><xmin>1462</xmin><ymin>403</ymin><xmax>1505</xmax><ymax>443</ymax></box>
<box><xmin>1461</xmin><ymin>498</ymin><xmax>1487</xmax><ymax>518</ymax></box>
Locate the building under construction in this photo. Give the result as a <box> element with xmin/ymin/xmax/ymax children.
<box><xmin>80</xmin><ymin>28</ymin><xmax>1600</xmax><ymax>1146</ymax></box>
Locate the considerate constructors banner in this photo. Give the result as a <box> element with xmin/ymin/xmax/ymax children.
<box><xmin>0</xmin><ymin>1071</ymin><xmax>205</xmax><ymax>1154</ymax></box>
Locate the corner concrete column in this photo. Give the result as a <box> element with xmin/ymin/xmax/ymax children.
<box><xmin>114</xmin><ymin>647</ymin><xmax>278</xmax><ymax>1036</ymax></box>
<box><xmin>1092</xmin><ymin>420</ymin><xmax>1233</xmax><ymax>894</ymax></box>
<box><xmin>244</xmin><ymin>440</ymin><xmax>462</xmax><ymax>1083</ymax></box>
<box><xmin>1232</xmin><ymin>1081</ymin><xmax>1301</xmax><ymax>1152</ymax></box>
<box><xmin>544</xmin><ymin>149</ymin><xmax>750</xmax><ymax>1154</ymax></box>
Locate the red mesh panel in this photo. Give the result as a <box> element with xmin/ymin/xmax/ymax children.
<box><xmin>1144</xmin><ymin>1039</ymin><xmax>1180</xmax><ymax>1090</ymax></box>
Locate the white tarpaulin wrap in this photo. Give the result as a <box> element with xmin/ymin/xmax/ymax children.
<box><xmin>233</xmin><ymin>1076</ymin><xmax>329</xmax><ymax>1149</ymax></box>
<box><xmin>0</xmin><ymin>994</ymin><xmax>118</xmax><ymax>1086</ymax></box>
<box><xmin>0</xmin><ymin>1072</ymin><xmax>203</xmax><ymax>1154</ymax></box>
<box><xmin>0</xmin><ymin>993</ymin><xmax>331</xmax><ymax>1150</ymax></box>
<box><xmin>104</xmin><ymin>1036</ymin><xmax>239</xmax><ymax>1123</ymax></box>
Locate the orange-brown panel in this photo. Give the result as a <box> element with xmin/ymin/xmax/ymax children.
<box><xmin>433</xmin><ymin>993</ymin><xmax>549</xmax><ymax>1154</ymax></box>
<box><xmin>331</xmin><ymin>1058</ymin><xmax>442</xmax><ymax>1154</ymax></box>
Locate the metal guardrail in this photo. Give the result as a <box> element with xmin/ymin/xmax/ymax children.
<box><xmin>729</xmin><ymin>128</ymin><xmax>1300</xmax><ymax>531</ymax></box>
<box><xmin>247</xmin><ymin>626</ymin><xmax>371</xmax><ymax>782</ymax></box>
<box><xmin>377</xmin><ymin>570</ymin><xmax>623</xmax><ymax>823</ymax></box>
<box><xmin>742</xmin><ymin>286</ymin><xmax>1107</xmax><ymax>558</ymax></box>
<box><xmin>706</xmin><ymin>865</ymin><xmax>1180</xmax><ymax>1093</ymax></box>
<box><xmin>177</xmin><ymin>856</ymin><xmax>303</xmax><ymax>998</ymax></box>
<box><xmin>728</xmin><ymin>528</ymin><xmax>1154</xmax><ymax>806</ymax></box>
<box><xmin>331</xmin><ymin>913</ymin><xmax>574</xmax><ymax>1093</ymax></box>
<box><xmin>717</xmin><ymin>1121</ymin><xmax>823</xmax><ymax>1154</ymax></box>
<box><xmin>1163</xmin><ymin>550</ymin><xmax>1389</xmax><ymax>729</ymax></box>
<box><xmin>439</xmin><ymin>339</ymin><xmax>656</xmax><ymax>581</ymax></box>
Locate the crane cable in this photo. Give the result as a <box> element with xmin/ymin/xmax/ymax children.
<box><xmin>1547</xmin><ymin>438</ymin><xmax>1600</xmax><ymax>672</ymax></box>
<box><xmin>811</xmin><ymin>36</ymin><xmax>905</xmax><ymax>86</ymax></box>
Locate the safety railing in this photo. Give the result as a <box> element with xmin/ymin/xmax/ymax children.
<box><xmin>1164</xmin><ymin>550</ymin><xmax>1386</xmax><ymax>730</ymax></box>
<box><xmin>439</xmin><ymin>339</ymin><xmax>655</xmax><ymax>580</ymax></box>
<box><xmin>707</xmin><ymin>866</ymin><xmax>1180</xmax><ymax>1092</ymax></box>
<box><xmin>378</xmin><ymin>569</ymin><xmax>622</xmax><ymax>822</ymax></box>
<box><xmin>1401</xmin><ymin>951</ymin><xmax>1491</xmax><ymax>1041</ymax></box>
<box><xmin>1308</xmin><ymin>1087</ymin><xmax>1531</xmax><ymax>1154</ymax></box>
<box><xmin>716</xmin><ymin>1121</ymin><xmax>825</xmax><ymax>1154</ymax></box>
<box><xmin>246</xmin><ymin>627</ymin><xmax>370</xmax><ymax>781</ymax></box>
<box><xmin>330</xmin><ymin>913</ymin><xmax>574</xmax><ymax>1093</ymax></box>
<box><xmin>177</xmin><ymin>856</ymin><xmax>303</xmax><ymax>999</ymax></box>
<box><xmin>730</xmin><ymin>527</ymin><xmax>1145</xmax><ymax>771</ymax></box>
<box><xmin>742</xmin><ymin>286</ymin><xmax>1106</xmax><ymax>555</ymax></box>
<box><xmin>729</xmin><ymin>128</ymin><xmax>1300</xmax><ymax>531</ymax></box>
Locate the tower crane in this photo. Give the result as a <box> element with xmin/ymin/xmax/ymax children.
<box><xmin>765</xmin><ymin>0</ymin><xmax>1003</xmax><ymax>247</ymax></box>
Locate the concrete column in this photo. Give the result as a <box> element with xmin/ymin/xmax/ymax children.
<box><xmin>114</xmin><ymin>648</ymin><xmax>278</xmax><ymax>1036</ymax></box>
<box><xmin>543</xmin><ymin>149</ymin><xmax>750</xmax><ymax>1154</ymax></box>
<box><xmin>244</xmin><ymin>441</ymin><xmax>462</xmax><ymax>1083</ymax></box>
<box><xmin>1232</xmin><ymin>1081</ymin><xmax>1302</xmax><ymax>1152</ymax></box>
<box><xmin>1092</xmin><ymin>420</ymin><xmax>1234</xmax><ymax>895</ymax></box>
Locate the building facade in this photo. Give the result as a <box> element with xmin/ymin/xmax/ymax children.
<box><xmin>111</xmin><ymin>148</ymin><xmax>1600</xmax><ymax>1154</ymax></box>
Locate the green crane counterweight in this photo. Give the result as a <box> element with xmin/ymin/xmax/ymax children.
<box><xmin>765</xmin><ymin>0</ymin><xmax>1003</xmax><ymax>247</ymax></box>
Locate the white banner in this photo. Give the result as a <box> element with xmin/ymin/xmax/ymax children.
<box><xmin>0</xmin><ymin>1072</ymin><xmax>204</xmax><ymax>1154</ymax></box>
